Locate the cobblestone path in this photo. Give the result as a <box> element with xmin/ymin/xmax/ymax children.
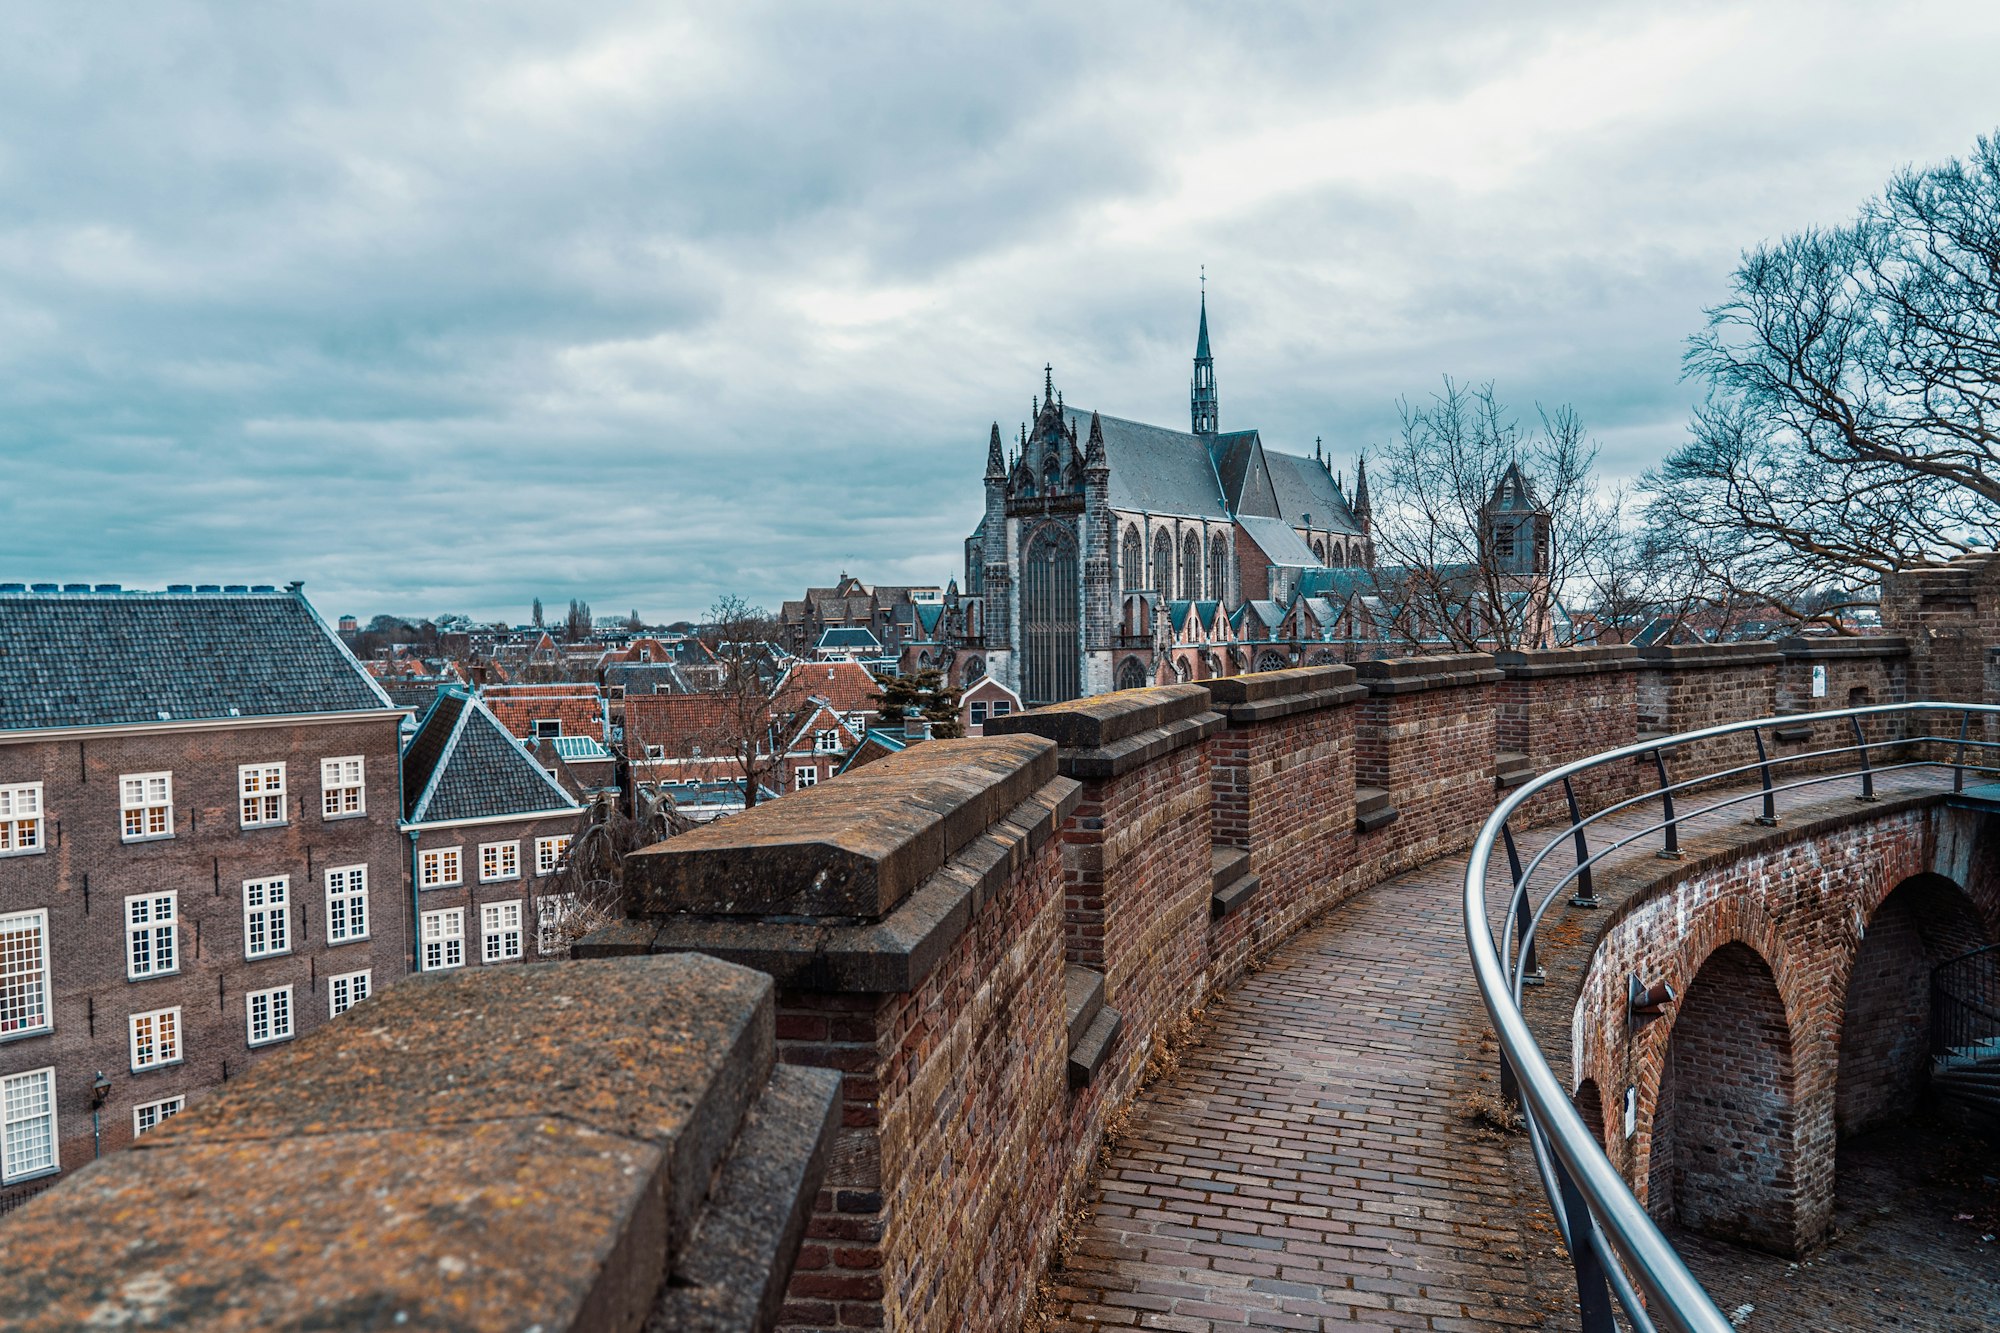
<box><xmin>1044</xmin><ymin>769</ymin><xmax>1951</xmax><ymax>1332</ymax></box>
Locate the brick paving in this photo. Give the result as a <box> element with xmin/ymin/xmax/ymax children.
<box><xmin>1045</xmin><ymin>767</ymin><xmax>1959</xmax><ymax>1332</ymax></box>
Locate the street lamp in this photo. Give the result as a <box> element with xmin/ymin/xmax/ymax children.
<box><xmin>89</xmin><ymin>1072</ymin><xmax>111</xmax><ymax>1159</ymax></box>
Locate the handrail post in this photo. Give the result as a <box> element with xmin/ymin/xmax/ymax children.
<box><xmin>1503</xmin><ymin>822</ymin><xmax>1544</xmax><ymax>986</ymax></box>
<box><xmin>1564</xmin><ymin>777</ymin><xmax>1599</xmax><ymax>909</ymax></box>
<box><xmin>1752</xmin><ymin>727</ymin><xmax>1778</xmax><ymax>825</ymax></box>
<box><xmin>1652</xmin><ymin>748</ymin><xmax>1681</xmax><ymax>860</ymax></box>
<box><xmin>1850</xmin><ymin>714</ymin><xmax>1876</xmax><ymax>802</ymax></box>
<box><xmin>1554</xmin><ymin>1151</ymin><xmax>1617</xmax><ymax>1331</ymax></box>
<box><xmin>1955</xmin><ymin>709</ymin><xmax>1970</xmax><ymax>794</ymax></box>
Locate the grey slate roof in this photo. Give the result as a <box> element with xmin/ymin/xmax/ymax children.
<box><xmin>0</xmin><ymin>588</ymin><xmax>394</xmax><ymax>733</ymax></box>
<box><xmin>404</xmin><ymin>688</ymin><xmax>581</xmax><ymax>825</ymax></box>
<box><xmin>1062</xmin><ymin>408</ymin><xmax>1229</xmax><ymax>519</ymax></box>
<box><xmin>1266</xmin><ymin>453</ymin><xmax>1361</xmax><ymax>535</ymax></box>
<box><xmin>1237</xmin><ymin>516</ymin><xmax>1322</xmax><ymax>569</ymax></box>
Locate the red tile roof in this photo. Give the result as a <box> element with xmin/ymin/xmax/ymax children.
<box><xmin>478</xmin><ymin>684</ymin><xmax>606</xmax><ymax>743</ymax></box>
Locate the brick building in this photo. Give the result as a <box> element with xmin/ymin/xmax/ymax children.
<box><xmin>0</xmin><ymin>586</ymin><xmax>410</xmax><ymax>1207</ymax></box>
<box><xmin>399</xmin><ymin>688</ymin><xmax>583</xmax><ymax>974</ymax></box>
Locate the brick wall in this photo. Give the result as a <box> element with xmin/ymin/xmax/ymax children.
<box><xmin>1352</xmin><ymin>655</ymin><xmax>1503</xmax><ymax>881</ymax></box>
<box><xmin>1494</xmin><ymin>646</ymin><xmax>1641</xmax><ymax>826</ymax></box>
<box><xmin>1634</xmin><ymin>644</ymin><xmax>1781</xmax><ymax>778</ymax></box>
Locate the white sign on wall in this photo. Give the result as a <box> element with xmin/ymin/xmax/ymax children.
<box><xmin>1811</xmin><ymin>663</ymin><xmax>1828</xmax><ymax>699</ymax></box>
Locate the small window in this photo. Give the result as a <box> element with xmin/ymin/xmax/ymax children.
<box><xmin>0</xmin><ymin>1067</ymin><xmax>57</xmax><ymax>1182</ymax></box>
<box><xmin>133</xmin><ymin>1096</ymin><xmax>184</xmax><ymax>1137</ymax></box>
<box><xmin>419</xmin><ymin>847</ymin><xmax>463</xmax><ymax>889</ymax></box>
<box><xmin>536</xmin><ymin>893</ymin><xmax>578</xmax><ymax>956</ymax></box>
<box><xmin>328</xmin><ymin>970</ymin><xmax>372</xmax><ymax>1016</ymax></box>
<box><xmin>320</xmin><ymin>756</ymin><xmax>365</xmax><ymax>819</ymax></box>
<box><xmin>242</xmin><ymin>878</ymin><xmax>291</xmax><ymax>959</ymax></box>
<box><xmin>119</xmin><ymin>772</ymin><xmax>174</xmax><ymax>841</ymax></box>
<box><xmin>479</xmin><ymin>842</ymin><xmax>520</xmax><ymax>883</ymax></box>
<box><xmin>0</xmin><ymin>910</ymin><xmax>52</xmax><ymax>1037</ymax></box>
<box><xmin>129</xmin><ymin>1007</ymin><xmax>182</xmax><ymax>1070</ymax></box>
<box><xmin>124</xmin><ymin>893</ymin><xmax>179</xmax><ymax>980</ymax></box>
<box><xmin>643</xmin><ymin>744</ymin><xmax>665</xmax><ymax>761</ymax></box>
<box><xmin>245</xmin><ymin>986</ymin><xmax>294</xmax><ymax>1046</ymax></box>
<box><xmin>481</xmin><ymin>901</ymin><xmax>523</xmax><ymax>963</ymax></box>
<box><xmin>324</xmin><ymin>866</ymin><xmax>369</xmax><ymax>944</ymax></box>
<box><xmin>991</xmin><ymin>702</ymin><xmax>1012</xmax><ymax>717</ymax></box>
<box><xmin>0</xmin><ymin>783</ymin><xmax>44</xmax><ymax>856</ymax></box>
<box><xmin>970</xmin><ymin>702</ymin><xmax>988</xmax><ymax>726</ymax></box>
<box><xmin>238</xmin><ymin>763</ymin><xmax>287</xmax><ymax>828</ymax></box>
<box><xmin>421</xmin><ymin>908</ymin><xmax>465</xmax><ymax>971</ymax></box>
<box><xmin>814</xmin><ymin>729</ymin><xmax>841</xmax><ymax>754</ymax></box>
<box><xmin>532</xmin><ymin>719</ymin><xmax>562</xmax><ymax>739</ymax></box>
<box><xmin>795</xmin><ymin>766</ymin><xmax>818</xmax><ymax>789</ymax></box>
<box><xmin>534</xmin><ymin>836</ymin><xmax>570</xmax><ymax>877</ymax></box>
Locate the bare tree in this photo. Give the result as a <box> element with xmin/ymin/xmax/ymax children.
<box><xmin>537</xmin><ymin>789</ymin><xmax>692</xmax><ymax>954</ymax></box>
<box><xmin>531</xmin><ymin>597</ymin><xmax>544</xmax><ymax>628</ymax></box>
<box><xmin>1365</xmin><ymin>379</ymin><xmax>1624</xmax><ymax>652</ymax></box>
<box><xmin>564</xmin><ymin>598</ymin><xmax>594</xmax><ymax>641</ymax></box>
<box><xmin>698</xmin><ymin>595</ymin><xmax>810</xmax><ymax>810</ymax></box>
<box><xmin>1656</xmin><ymin>132</ymin><xmax>2000</xmax><ymax>618</ymax></box>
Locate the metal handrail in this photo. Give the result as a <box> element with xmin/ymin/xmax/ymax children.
<box><xmin>1464</xmin><ymin>700</ymin><xmax>1997</xmax><ymax>1333</ymax></box>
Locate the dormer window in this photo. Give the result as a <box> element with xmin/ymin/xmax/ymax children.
<box><xmin>532</xmin><ymin>719</ymin><xmax>561</xmax><ymax>739</ymax></box>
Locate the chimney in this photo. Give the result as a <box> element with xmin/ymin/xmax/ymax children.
<box><xmin>903</xmin><ymin>706</ymin><xmax>932</xmax><ymax>743</ymax></box>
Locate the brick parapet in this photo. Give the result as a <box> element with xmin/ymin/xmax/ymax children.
<box><xmin>1494</xmin><ymin>647</ymin><xmax>1642</xmax><ymax>826</ymax></box>
<box><xmin>1351</xmin><ymin>655</ymin><xmax>1502</xmax><ymax>879</ymax></box>
<box><xmin>1634</xmin><ymin>643</ymin><xmax>1781</xmax><ymax>777</ymax></box>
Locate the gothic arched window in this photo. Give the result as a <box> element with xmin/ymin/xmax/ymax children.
<box><xmin>1151</xmin><ymin>529</ymin><xmax>1173</xmax><ymax>596</ymax></box>
<box><xmin>1117</xmin><ymin>656</ymin><xmax>1149</xmax><ymax>691</ymax></box>
<box><xmin>1180</xmin><ymin>531</ymin><xmax>1201</xmax><ymax>602</ymax></box>
<box><xmin>1043</xmin><ymin>456</ymin><xmax>1062</xmax><ymax>494</ymax></box>
<box><xmin>962</xmin><ymin>657</ymin><xmax>985</xmax><ymax>684</ymax></box>
<box><xmin>1209</xmin><ymin>533</ymin><xmax>1229</xmax><ymax>601</ymax></box>
<box><xmin>1312</xmin><ymin>539</ymin><xmax>1327</xmax><ymax>565</ymax></box>
<box><xmin>1121</xmin><ymin>527</ymin><xmax>1143</xmax><ymax>592</ymax></box>
<box><xmin>1256</xmin><ymin>650</ymin><xmax>1290</xmax><ymax>673</ymax></box>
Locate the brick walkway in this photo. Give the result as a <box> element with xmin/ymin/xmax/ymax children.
<box><xmin>1044</xmin><ymin>769</ymin><xmax>1954</xmax><ymax>1332</ymax></box>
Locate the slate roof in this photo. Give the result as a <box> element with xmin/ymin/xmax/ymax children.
<box><xmin>1061</xmin><ymin>408</ymin><xmax>1229</xmax><ymax>519</ymax></box>
<box><xmin>815</xmin><ymin>627</ymin><xmax>883</xmax><ymax>651</ymax></box>
<box><xmin>1237</xmin><ymin>516</ymin><xmax>1323</xmax><ymax>569</ymax></box>
<box><xmin>403</xmin><ymin>688</ymin><xmax>581</xmax><ymax>824</ymax></box>
<box><xmin>0</xmin><ymin>587</ymin><xmax>395</xmax><ymax>733</ymax></box>
<box><xmin>1266</xmin><ymin>453</ymin><xmax>1361</xmax><ymax>534</ymax></box>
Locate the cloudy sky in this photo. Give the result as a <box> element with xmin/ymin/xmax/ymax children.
<box><xmin>3</xmin><ymin>2</ymin><xmax>1997</xmax><ymax>623</ymax></box>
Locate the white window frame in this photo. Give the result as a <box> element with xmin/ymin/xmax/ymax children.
<box><xmin>814</xmin><ymin>729</ymin><xmax>841</xmax><ymax>754</ymax></box>
<box><xmin>970</xmin><ymin>702</ymin><xmax>988</xmax><ymax>727</ymax></box>
<box><xmin>795</xmin><ymin>765</ymin><xmax>818</xmax><ymax>789</ymax></box>
<box><xmin>133</xmin><ymin>1095</ymin><xmax>184</xmax><ymax>1137</ymax></box>
<box><xmin>320</xmin><ymin>756</ymin><xmax>366</xmax><ymax>819</ymax></box>
<box><xmin>420</xmin><ymin>908</ymin><xmax>465</xmax><ymax>971</ymax></box>
<box><xmin>479</xmin><ymin>841</ymin><xmax>520</xmax><ymax>883</ymax></box>
<box><xmin>536</xmin><ymin>893</ymin><xmax>578</xmax><ymax>956</ymax></box>
<box><xmin>242</xmin><ymin>877</ymin><xmax>291</xmax><ymax>959</ymax></box>
<box><xmin>0</xmin><ymin>1067</ymin><xmax>58</xmax><ymax>1183</ymax></box>
<box><xmin>237</xmin><ymin>763</ymin><xmax>287</xmax><ymax>828</ymax></box>
<box><xmin>534</xmin><ymin>836</ymin><xmax>570</xmax><ymax>877</ymax></box>
<box><xmin>119</xmin><ymin>772</ymin><xmax>174</xmax><ymax>842</ymax></box>
<box><xmin>124</xmin><ymin>892</ymin><xmax>179</xmax><ymax>980</ymax></box>
<box><xmin>129</xmin><ymin>1006</ymin><xmax>182</xmax><ymax>1071</ymax></box>
<box><xmin>990</xmin><ymin>702</ymin><xmax>1012</xmax><ymax>718</ymax></box>
<box><xmin>245</xmin><ymin>985</ymin><xmax>294</xmax><ymax>1047</ymax></box>
<box><xmin>481</xmin><ymin>900</ymin><xmax>523</xmax><ymax>964</ymax></box>
<box><xmin>324</xmin><ymin>865</ymin><xmax>369</xmax><ymax>945</ymax></box>
<box><xmin>531</xmin><ymin>719</ymin><xmax>562</xmax><ymax>739</ymax></box>
<box><xmin>419</xmin><ymin>846</ymin><xmax>463</xmax><ymax>889</ymax></box>
<box><xmin>328</xmin><ymin>970</ymin><xmax>372</xmax><ymax>1016</ymax></box>
<box><xmin>0</xmin><ymin>782</ymin><xmax>45</xmax><ymax>857</ymax></box>
<box><xmin>0</xmin><ymin>909</ymin><xmax>53</xmax><ymax>1039</ymax></box>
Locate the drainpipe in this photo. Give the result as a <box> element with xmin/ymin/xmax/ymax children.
<box><xmin>406</xmin><ymin>829</ymin><xmax>423</xmax><ymax>975</ymax></box>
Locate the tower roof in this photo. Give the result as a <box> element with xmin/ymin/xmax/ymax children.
<box><xmin>1488</xmin><ymin>461</ymin><xmax>1540</xmax><ymax>512</ymax></box>
<box><xmin>1196</xmin><ymin>291</ymin><xmax>1212</xmax><ymax>361</ymax></box>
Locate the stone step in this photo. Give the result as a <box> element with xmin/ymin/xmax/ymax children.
<box><xmin>1064</xmin><ymin>964</ymin><xmax>1105</xmax><ymax>1054</ymax></box>
<box><xmin>1210</xmin><ymin>846</ymin><xmax>1260</xmax><ymax>919</ymax></box>
<box><xmin>1495</xmin><ymin>750</ymin><xmax>1534</xmax><ymax>789</ymax></box>
<box><xmin>1068</xmin><ymin>1003</ymin><xmax>1123</xmax><ymax>1090</ymax></box>
<box><xmin>1355</xmin><ymin>784</ymin><xmax>1397</xmax><ymax>833</ymax></box>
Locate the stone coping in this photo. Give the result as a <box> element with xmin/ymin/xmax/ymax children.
<box><xmin>584</xmin><ymin>775</ymin><xmax>1081</xmax><ymax>994</ymax></box>
<box><xmin>1352</xmin><ymin>653</ymin><xmax>1502</xmax><ymax>696</ymax></box>
<box><xmin>624</xmin><ymin>735</ymin><xmax>1056</xmax><ymax>920</ymax></box>
<box><xmin>1204</xmin><ymin>664</ymin><xmax>1368</xmax><ymax>722</ymax></box>
<box><xmin>1494</xmin><ymin>645</ymin><xmax>1639</xmax><ymax>679</ymax></box>
<box><xmin>989</xmin><ymin>684</ymin><xmax>1221</xmax><ymax>780</ymax></box>
<box><xmin>1635</xmin><ymin>642</ymin><xmax>1783</xmax><ymax>670</ymax></box>
<box><xmin>1775</xmin><ymin>634</ymin><xmax>1911</xmax><ymax>661</ymax></box>
<box><xmin>0</xmin><ymin>954</ymin><xmax>841</xmax><ymax>1333</ymax></box>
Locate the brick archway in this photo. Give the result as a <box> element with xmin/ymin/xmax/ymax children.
<box><xmin>1654</xmin><ymin>941</ymin><xmax>1801</xmax><ymax>1256</ymax></box>
<box><xmin>1574</xmin><ymin>1077</ymin><xmax>1606</xmax><ymax>1150</ymax></box>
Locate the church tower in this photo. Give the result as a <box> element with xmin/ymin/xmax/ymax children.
<box><xmin>1190</xmin><ymin>288</ymin><xmax>1218</xmax><ymax>436</ymax></box>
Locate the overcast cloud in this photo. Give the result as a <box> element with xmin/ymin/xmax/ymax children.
<box><xmin>2</xmin><ymin>1</ymin><xmax>1997</xmax><ymax>622</ymax></box>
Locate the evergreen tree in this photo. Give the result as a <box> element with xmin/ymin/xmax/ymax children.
<box><xmin>869</xmin><ymin>668</ymin><xmax>963</xmax><ymax>739</ymax></box>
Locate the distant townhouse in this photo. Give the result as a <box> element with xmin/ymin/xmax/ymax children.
<box><xmin>478</xmin><ymin>683</ymin><xmax>609</xmax><ymax>746</ymax></box>
<box><xmin>399</xmin><ymin>688</ymin><xmax>584</xmax><ymax>978</ymax></box>
<box><xmin>0</xmin><ymin>586</ymin><xmax>409</xmax><ymax>1208</ymax></box>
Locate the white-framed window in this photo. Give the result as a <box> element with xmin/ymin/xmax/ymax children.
<box><xmin>419</xmin><ymin>847</ymin><xmax>462</xmax><ymax>889</ymax></box>
<box><xmin>843</xmin><ymin>712</ymin><xmax>868</xmax><ymax>733</ymax></box>
<box><xmin>532</xmin><ymin>719</ymin><xmax>561</xmax><ymax>739</ymax></box>
<box><xmin>536</xmin><ymin>893</ymin><xmax>578</xmax><ymax>956</ymax></box>
<box><xmin>328</xmin><ymin>970</ymin><xmax>372</xmax><ymax>1016</ymax></box>
<box><xmin>119</xmin><ymin>772</ymin><xmax>174</xmax><ymax>841</ymax></box>
<box><xmin>129</xmin><ymin>1006</ymin><xmax>181</xmax><ymax>1071</ymax></box>
<box><xmin>795</xmin><ymin>765</ymin><xmax>818</xmax><ymax>789</ymax></box>
<box><xmin>133</xmin><ymin>1096</ymin><xmax>184</xmax><ymax>1137</ymax></box>
<box><xmin>242</xmin><ymin>877</ymin><xmax>290</xmax><ymax>959</ymax></box>
<box><xmin>420</xmin><ymin>909</ymin><xmax>464</xmax><ymax>971</ymax></box>
<box><xmin>970</xmin><ymin>702</ymin><xmax>988</xmax><ymax>727</ymax></box>
<box><xmin>534</xmin><ymin>836</ymin><xmax>570</xmax><ymax>877</ymax></box>
<box><xmin>643</xmin><ymin>744</ymin><xmax>666</xmax><ymax>761</ymax></box>
<box><xmin>237</xmin><ymin>763</ymin><xmax>287</xmax><ymax>828</ymax></box>
<box><xmin>245</xmin><ymin>985</ymin><xmax>293</xmax><ymax>1046</ymax></box>
<box><xmin>1</xmin><ymin>1067</ymin><xmax>58</xmax><ymax>1182</ymax></box>
<box><xmin>324</xmin><ymin>866</ymin><xmax>368</xmax><ymax>944</ymax></box>
<box><xmin>124</xmin><ymin>893</ymin><xmax>178</xmax><ymax>980</ymax></box>
<box><xmin>0</xmin><ymin>910</ymin><xmax>52</xmax><ymax>1038</ymax></box>
<box><xmin>481</xmin><ymin>900</ymin><xmax>523</xmax><ymax>963</ymax></box>
<box><xmin>320</xmin><ymin>756</ymin><xmax>365</xmax><ymax>819</ymax></box>
<box><xmin>814</xmin><ymin>729</ymin><xmax>841</xmax><ymax>754</ymax></box>
<box><xmin>0</xmin><ymin>782</ymin><xmax>44</xmax><ymax>856</ymax></box>
<box><xmin>479</xmin><ymin>841</ymin><xmax>520</xmax><ymax>883</ymax></box>
<box><xmin>990</xmin><ymin>702</ymin><xmax>1012</xmax><ymax>718</ymax></box>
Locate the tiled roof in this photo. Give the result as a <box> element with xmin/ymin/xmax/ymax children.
<box><xmin>478</xmin><ymin>684</ymin><xmax>606</xmax><ymax>743</ymax></box>
<box><xmin>777</xmin><ymin>660</ymin><xmax>882</xmax><ymax>714</ymax></box>
<box><xmin>623</xmin><ymin>694</ymin><xmax>745</xmax><ymax>753</ymax></box>
<box><xmin>403</xmin><ymin>689</ymin><xmax>581</xmax><ymax>824</ymax></box>
<box><xmin>0</xmin><ymin>587</ymin><xmax>394</xmax><ymax>733</ymax></box>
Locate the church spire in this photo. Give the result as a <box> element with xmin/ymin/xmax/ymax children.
<box><xmin>1353</xmin><ymin>455</ymin><xmax>1371</xmax><ymax>517</ymax></box>
<box><xmin>985</xmin><ymin>422</ymin><xmax>1006</xmax><ymax>480</ymax></box>
<box><xmin>1084</xmin><ymin>410</ymin><xmax>1107</xmax><ymax>470</ymax></box>
<box><xmin>1190</xmin><ymin>272</ymin><xmax>1218</xmax><ymax>436</ymax></box>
